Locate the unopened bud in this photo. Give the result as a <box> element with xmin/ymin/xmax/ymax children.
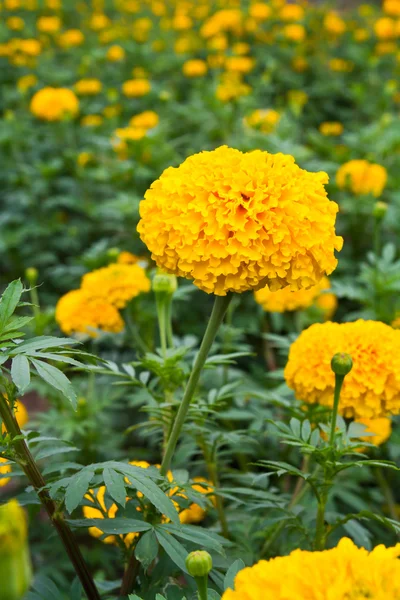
<box><xmin>373</xmin><ymin>201</ymin><xmax>388</xmax><ymax>220</ymax></box>
<box><xmin>331</xmin><ymin>352</ymin><xmax>353</xmax><ymax>376</ymax></box>
<box><xmin>25</xmin><ymin>268</ymin><xmax>38</xmax><ymax>285</ymax></box>
<box><xmin>153</xmin><ymin>271</ymin><xmax>177</xmax><ymax>295</ymax></box>
<box><xmin>107</xmin><ymin>247</ymin><xmax>120</xmax><ymax>261</ymax></box>
<box><xmin>186</xmin><ymin>550</ymin><xmax>213</xmax><ymax>578</ymax></box>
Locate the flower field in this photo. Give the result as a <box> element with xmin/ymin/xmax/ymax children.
<box><xmin>2</xmin><ymin>0</ymin><xmax>400</xmax><ymax>598</ymax></box>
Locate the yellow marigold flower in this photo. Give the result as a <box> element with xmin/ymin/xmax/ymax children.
<box><xmin>0</xmin><ymin>500</ymin><xmax>32</xmax><ymax>598</ymax></box>
<box><xmin>244</xmin><ymin>108</ymin><xmax>280</xmax><ymax>133</ymax></box>
<box><xmin>221</xmin><ymin>537</ymin><xmax>400</xmax><ymax>600</ymax></box>
<box><xmin>249</xmin><ymin>3</ymin><xmax>271</xmax><ymax>20</ymax></box>
<box><xmin>1</xmin><ymin>400</ymin><xmax>28</xmax><ymax>435</ymax></box>
<box><xmin>182</xmin><ymin>59</ymin><xmax>208</xmax><ymax>77</ymax></box>
<box><xmin>292</xmin><ymin>56</ymin><xmax>308</xmax><ymax>71</ymax></box>
<box><xmin>30</xmin><ymin>87</ymin><xmax>79</xmax><ymax>121</ymax></box>
<box><xmin>36</xmin><ymin>15</ymin><xmax>61</xmax><ymax>33</ymax></box>
<box><xmin>255</xmin><ymin>277</ymin><xmax>336</xmax><ymax>317</ymax></box>
<box><xmin>18</xmin><ymin>38</ymin><xmax>41</xmax><ymax>56</ymax></box>
<box><xmin>173</xmin><ymin>14</ymin><xmax>192</xmax><ymax>30</ymax></box>
<box><xmin>55</xmin><ymin>289</ymin><xmax>124</xmax><ymax>336</ymax></box>
<box><xmin>354</xmin><ymin>28</ymin><xmax>369</xmax><ymax>42</ymax></box>
<box><xmin>324</xmin><ymin>12</ymin><xmax>346</xmax><ymax>35</ymax></box>
<box><xmin>106</xmin><ymin>44</ymin><xmax>125</xmax><ymax>61</ymax></box>
<box><xmin>319</xmin><ymin>121</ymin><xmax>343</xmax><ymax>136</ymax></box>
<box><xmin>287</xmin><ymin>89</ymin><xmax>308</xmax><ymax>107</ymax></box>
<box><xmin>0</xmin><ymin>458</ymin><xmax>11</xmax><ymax>487</ymax></box>
<box><xmin>225</xmin><ymin>56</ymin><xmax>255</xmax><ymax>73</ymax></box>
<box><xmin>232</xmin><ymin>42</ymin><xmax>251</xmax><ymax>56</ymax></box>
<box><xmin>179</xmin><ymin>477</ymin><xmax>215</xmax><ymax>525</ymax></box>
<box><xmin>329</xmin><ymin>58</ymin><xmax>354</xmax><ymax>72</ymax></box>
<box><xmin>376</xmin><ymin>41</ymin><xmax>397</xmax><ymax>55</ymax></box>
<box><xmin>138</xmin><ymin>146</ymin><xmax>342</xmax><ymax>296</ymax></box>
<box><xmin>384</xmin><ymin>0</ymin><xmax>400</xmax><ymax>16</ymax></box>
<box><xmin>285</xmin><ymin>320</ymin><xmax>400</xmax><ymax>419</ymax></box>
<box><xmin>77</xmin><ymin>151</ymin><xmax>93</xmax><ymax>167</ymax></box>
<box><xmin>279</xmin><ymin>4</ymin><xmax>304</xmax><ymax>21</ymax></box>
<box><xmin>375</xmin><ymin>17</ymin><xmax>397</xmax><ymax>39</ymax></box>
<box><xmin>283</xmin><ymin>23</ymin><xmax>305</xmax><ymax>41</ymax></box>
<box><xmin>122</xmin><ymin>78</ymin><xmax>151</xmax><ymax>97</ymax></box>
<box><xmin>83</xmin><ymin>486</ymin><xmax>138</xmax><ymax>546</ymax></box>
<box><xmin>129</xmin><ymin>110</ymin><xmax>159</xmax><ymax>129</ymax></box>
<box><xmin>75</xmin><ymin>78</ymin><xmax>102</xmax><ymax>96</ymax></box>
<box><xmin>58</xmin><ymin>29</ymin><xmax>84</xmax><ymax>47</ymax></box>
<box><xmin>207</xmin><ymin>34</ymin><xmax>228</xmax><ymax>51</ymax></box>
<box><xmin>357</xmin><ymin>417</ymin><xmax>392</xmax><ymax>447</ymax></box>
<box><xmin>336</xmin><ymin>160</ymin><xmax>387</xmax><ymax>197</ymax></box>
<box><xmin>7</xmin><ymin>16</ymin><xmax>25</xmax><ymax>30</ymax></box>
<box><xmin>81</xmin><ymin>115</ymin><xmax>103</xmax><ymax>127</ymax></box>
<box><xmin>89</xmin><ymin>13</ymin><xmax>111</xmax><ymax>30</ymax></box>
<box><xmin>216</xmin><ymin>74</ymin><xmax>251</xmax><ymax>102</ymax></box>
<box><xmin>81</xmin><ymin>263</ymin><xmax>150</xmax><ymax>308</ymax></box>
<box><xmin>17</xmin><ymin>73</ymin><xmax>37</xmax><ymax>93</ymax></box>
<box><xmin>118</xmin><ymin>251</ymin><xmax>139</xmax><ymax>264</ymax></box>
<box><xmin>201</xmin><ymin>9</ymin><xmax>242</xmax><ymax>38</ymax></box>
<box><xmin>103</xmin><ymin>104</ymin><xmax>121</xmax><ymax>118</ymax></box>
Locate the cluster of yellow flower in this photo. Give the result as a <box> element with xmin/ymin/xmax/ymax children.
<box><xmin>0</xmin><ymin>400</ymin><xmax>28</xmax><ymax>487</ymax></box>
<box><xmin>55</xmin><ymin>254</ymin><xmax>150</xmax><ymax>337</ymax></box>
<box><xmin>83</xmin><ymin>461</ymin><xmax>214</xmax><ymax>547</ymax></box>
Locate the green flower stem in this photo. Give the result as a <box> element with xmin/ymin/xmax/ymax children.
<box><xmin>195</xmin><ymin>575</ymin><xmax>209</xmax><ymax>600</ymax></box>
<box><xmin>120</xmin><ymin>546</ymin><xmax>141</xmax><ymax>596</ymax></box>
<box><xmin>207</xmin><ymin>460</ymin><xmax>230</xmax><ymax>539</ymax></box>
<box><xmin>165</xmin><ymin>299</ymin><xmax>174</xmax><ymax>348</ymax></box>
<box><xmin>329</xmin><ymin>374</ymin><xmax>345</xmax><ymax>446</ymax></box>
<box><xmin>160</xmin><ymin>293</ymin><xmax>233</xmax><ymax>476</ymax></box>
<box><xmin>314</xmin><ymin>490</ymin><xmax>329</xmax><ymax>551</ymax></box>
<box><xmin>0</xmin><ymin>394</ymin><xmax>100</xmax><ymax>600</ymax></box>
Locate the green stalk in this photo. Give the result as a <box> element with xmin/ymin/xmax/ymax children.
<box><xmin>155</xmin><ymin>294</ymin><xmax>168</xmax><ymax>358</ymax></box>
<box><xmin>195</xmin><ymin>575</ymin><xmax>208</xmax><ymax>600</ymax></box>
<box><xmin>0</xmin><ymin>394</ymin><xmax>100</xmax><ymax>600</ymax></box>
<box><xmin>160</xmin><ymin>294</ymin><xmax>233</xmax><ymax>476</ymax></box>
<box><xmin>314</xmin><ymin>491</ymin><xmax>328</xmax><ymax>550</ymax></box>
<box><xmin>329</xmin><ymin>374</ymin><xmax>345</xmax><ymax>446</ymax></box>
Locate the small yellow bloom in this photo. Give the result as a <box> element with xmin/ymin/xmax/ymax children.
<box><xmin>279</xmin><ymin>4</ymin><xmax>304</xmax><ymax>21</ymax></box>
<box><xmin>36</xmin><ymin>15</ymin><xmax>61</xmax><ymax>33</ymax></box>
<box><xmin>319</xmin><ymin>121</ymin><xmax>343</xmax><ymax>136</ymax></box>
<box><xmin>55</xmin><ymin>289</ymin><xmax>124</xmax><ymax>336</ymax></box>
<box><xmin>81</xmin><ymin>263</ymin><xmax>150</xmax><ymax>308</ymax></box>
<box><xmin>30</xmin><ymin>87</ymin><xmax>79</xmax><ymax>121</ymax></box>
<box><xmin>336</xmin><ymin>160</ymin><xmax>387</xmax><ymax>197</ymax></box>
<box><xmin>129</xmin><ymin>110</ymin><xmax>159</xmax><ymax>129</ymax></box>
<box><xmin>89</xmin><ymin>13</ymin><xmax>111</xmax><ymax>30</ymax></box>
<box><xmin>375</xmin><ymin>16</ymin><xmax>397</xmax><ymax>39</ymax></box>
<box><xmin>7</xmin><ymin>16</ymin><xmax>25</xmax><ymax>30</ymax></box>
<box><xmin>384</xmin><ymin>0</ymin><xmax>400</xmax><ymax>16</ymax></box>
<box><xmin>283</xmin><ymin>24</ymin><xmax>306</xmax><ymax>42</ymax></box>
<box><xmin>249</xmin><ymin>3</ymin><xmax>271</xmax><ymax>21</ymax></box>
<box><xmin>357</xmin><ymin>417</ymin><xmax>392</xmax><ymax>447</ymax></box>
<box><xmin>106</xmin><ymin>44</ymin><xmax>125</xmax><ymax>61</ymax></box>
<box><xmin>77</xmin><ymin>152</ymin><xmax>93</xmax><ymax>167</ymax></box>
<box><xmin>17</xmin><ymin>73</ymin><xmax>37</xmax><ymax>93</ymax></box>
<box><xmin>0</xmin><ymin>458</ymin><xmax>11</xmax><ymax>488</ymax></box>
<box><xmin>324</xmin><ymin>11</ymin><xmax>346</xmax><ymax>35</ymax></box>
<box><xmin>182</xmin><ymin>59</ymin><xmax>208</xmax><ymax>77</ymax></box>
<box><xmin>75</xmin><ymin>78</ymin><xmax>102</xmax><ymax>96</ymax></box>
<box><xmin>81</xmin><ymin>115</ymin><xmax>103</xmax><ymax>127</ymax></box>
<box><xmin>17</xmin><ymin>38</ymin><xmax>41</xmax><ymax>56</ymax></box>
<box><xmin>244</xmin><ymin>109</ymin><xmax>280</xmax><ymax>133</ymax></box>
<box><xmin>58</xmin><ymin>29</ymin><xmax>84</xmax><ymax>48</ymax></box>
<box><xmin>329</xmin><ymin>58</ymin><xmax>354</xmax><ymax>72</ymax></box>
<box><xmin>122</xmin><ymin>78</ymin><xmax>151</xmax><ymax>97</ymax></box>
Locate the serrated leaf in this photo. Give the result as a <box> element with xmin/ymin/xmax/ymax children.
<box><xmin>224</xmin><ymin>559</ymin><xmax>245</xmax><ymax>591</ymax></box>
<box><xmin>134</xmin><ymin>529</ymin><xmax>158</xmax><ymax>568</ymax></box>
<box><xmin>11</xmin><ymin>354</ymin><xmax>30</xmax><ymax>393</ymax></box>
<box><xmin>65</xmin><ymin>468</ymin><xmax>95</xmax><ymax>513</ymax></box>
<box><xmin>161</xmin><ymin>523</ymin><xmax>227</xmax><ymax>554</ymax></box>
<box><xmin>30</xmin><ymin>358</ymin><xmax>77</xmax><ymax>408</ymax></box>
<box><xmin>155</xmin><ymin>527</ymin><xmax>189</xmax><ymax>573</ymax></box>
<box><xmin>103</xmin><ymin>467</ymin><xmax>126</xmax><ymax>507</ymax></box>
<box><xmin>12</xmin><ymin>336</ymin><xmax>78</xmax><ymax>354</ymax></box>
<box><xmin>0</xmin><ymin>280</ymin><xmax>23</xmax><ymax>332</ymax></box>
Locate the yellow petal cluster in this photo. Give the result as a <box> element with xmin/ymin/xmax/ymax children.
<box><xmin>81</xmin><ymin>263</ymin><xmax>151</xmax><ymax>308</ymax></box>
<box><xmin>285</xmin><ymin>320</ymin><xmax>400</xmax><ymax>419</ymax></box>
<box><xmin>221</xmin><ymin>537</ymin><xmax>400</xmax><ymax>600</ymax></box>
<box><xmin>0</xmin><ymin>458</ymin><xmax>11</xmax><ymax>488</ymax></box>
<box><xmin>75</xmin><ymin>78</ymin><xmax>102</xmax><ymax>95</ymax></box>
<box><xmin>319</xmin><ymin>121</ymin><xmax>343</xmax><ymax>136</ymax></box>
<box><xmin>30</xmin><ymin>87</ymin><xmax>79</xmax><ymax>121</ymax></box>
<box><xmin>55</xmin><ymin>289</ymin><xmax>124</xmax><ymax>337</ymax></box>
<box><xmin>336</xmin><ymin>160</ymin><xmax>388</xmax><ymax>197</ymax></box>
<box><xmin>357</xmin><ymin>417</ymin><xmax>392</xmax><ymax>446</ymax></box>
<box><xmin>244</xmin><ymin>109</ymin><xmax>280</xmax><ymax>133</ymax></box>
<box><xmin>138</xmin><ymin>146</ymin><xmax>342</xmax><ymax>296</ymax></box>
<box><xmin>255</xmin><ymin>276</ymin><xmax>336</xmax><ymax>317</ymax></box>
<box><xmin>1</xmin><ymin>399</ymin><xmax>28</xmax><ymax>435</ymax></box>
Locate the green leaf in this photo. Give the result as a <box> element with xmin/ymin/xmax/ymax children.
<box><xmin>12</xmin><ymin>336</ymin><xmax>78</xmax><ymax>354</ymax></box>
<box><xmin>161</xmin><ymin>523</ymin><xmax>227</xmax><ymax>554</ymax></box>
<box><xmin>11</xmin><ymin>354</ymin><xmax>30</xmax><ymax>393</ymax></box>
<box><xmin>155</xmin><ymin>527</ymin><xmax>189</xmax><ymax>573</ymax></box>
<box><xmin>2</xmin><ymin>315</ymin><xmax>33</xmax><ymax>334</ymax></box>
<box><xmin>103</xmin><ymin>467</ymin><xmax>126</xmax><ymax>507</ymax></box>
<box><xmin>134</xmin><ymin>529</ymin><xmax>159</xmax><ymax>568</ymax></box>
<box><xmin>224</xmin><ymin>559</ymin><xmax>245</xmax><ymax>591</ymax></box>
<box><xmin>0</xmin><ymin>280</ymin><xmax>23</xmax><ymax>332</ymax></box>
<box><xmin>65</xmin><ymin>468</ymin><xmax>95</xmax><ymax>513</ymax></box>
<box><xmin>30</xmin><ymin>358</ymin><xmax>77</xmax><ymax>408</ymax></box>
<box><xmin>69</xmin><ymin>518</ymin><xmax>152</xmax><ymax>534</ymax></box>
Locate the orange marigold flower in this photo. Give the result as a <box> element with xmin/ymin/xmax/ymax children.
<box><xmin>81</xmin><ymin>263</ymin><xmax>150</xmax><ymax>308</ymax></box>
<box><xmin>336</xmin><ymin>160</ymin><xmax>387</xmax><ymax>197</ymax></box>
<box><xmin>138</xmin><ymin>146</ymin><xmax>342</xmax><ymax>296</ymax></box>
<box><xmin>30</xmin><ymin>87</ymin><xmax>79</xmax><ymax>121</ymax></box>
<box><xmin>285</xmin><ymin>320</ymin><xmax>400</xmax><ymax>419</ymax></box>
<box><xmin>55</xmin><ymin>289</ymin><xmax>124</xmax><ymax>336</ymax></box>
<box><xmin>221</xmin><ymin>537</ymin><xmax>400</xmax><ymax>600</ymax></box>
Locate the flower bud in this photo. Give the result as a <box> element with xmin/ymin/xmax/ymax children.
<box><xmin>331</xmin><ymin>352</ymin><xmax>353</xmax><ymax>376</ymax></box>
<box><xmin>0</xmin><ymin>500</ymin><xmax>32</xmax><ymax>600</ymax></box>
<box><xmin>152</xmin><ymin>271</ymin><xmax>178</xmax><ymax>295</ymax></box>
<box><xmin>373</xmin><ymin>201</ymin><xmax>388</xmax><ymax>220</ymax></box>
<box><xmin>186</xmin><ymin>550</ymin><xmax>213</xmax><ymax>578</ymax></box>
<box><xmin>107</xmin><ymin>247</ymin><xmax>120</xmax><ymax>261</ymax></box>
<box><xmin>25</xmin><ymin>267</ymin><xmax>38</xmax><ymax>285</ymax></box>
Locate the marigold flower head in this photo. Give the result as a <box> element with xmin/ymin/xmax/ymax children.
<box><xmin>122</xmin><ymin>78</ymin><xmax>151</xmax><ymax>97</ymax></box>
<box><xmin>106</xmin><ymin>44</ymin><xmax>125</xmax><ymax>61</ymax></box>
<box><xmin>55</xmin><ymin>289</ymin><xmax>124</xmax><ymax>337</ymax></box>
<box><xmin>81</xmin><ymin>114</ymin><xmax>103</xmax><ymax>127</ymax></box>
<box><xmin>384</xmin><ymin>0</ymin><xmax>400</xmax><ymax>16</ymax></box>
<box><xmin>58</xmin><ymin>29</ymin><xmax>84</xmax><ymax>47</ymax></box>
<box><xmin>255</xmin><ymin>276</ymin><xmax>336</xmax><ymax>318</ymax></box>
<box><xmin>319</xmin><ymin>121</ymin><xmax>343</xmax><ymax>136</ymax></box>
<box><xmin>244</xmin><ymin>109</ymin><xmax>280</xmax><ymax>133</ymax></box>
<box><xmin>182</xmin><ymin>59</ymin><xmax>208</xmax><ymax>77</ymax></box>
<box><xmin>0</xmin><ymin>458</ymin><xmax>11</xmax><ymax>488</ymax></box>
<box><xmin>336</xmin><ymin>160</ymin><xmax>387</xmax><ymax>197</ymax></box>
<box><xmin>30</xmin><ymin>87</ymin><xmax>79</xmax><ymax>121</ymax></box>
<box><xmin>285</xmin><ymin>320</ymin><xmax>400</xmax><ymax>419</ymax></box>
<box><xmin>323</xmin><ymin>12</ymin><xmax>346</xmax><ymax>35</ymax></box>
<box><xmin>129</xmin><ymin>110</ymin><xmax>159</xmax><ymax>129</ymax></box>
<box><xmin>81</xmin><ymin>263</ymin><xmax>150</xmax><ymax>308</ymax></box>
<box><xmin>17</xmin><ymin>73</ymin><xmax>37</xmax><ymax>93</ymax></box>
<box><xmin>221</xmin><ymin>537</ymin><xmax>400</xmax><ymax>600</ymax></box>
<box><xmin>249</xmin><ymin>3</ymin><xmax>271</xmax><ymax>20</ymax></box>
<box><xmin>36</xmin><ymin>15</ymin><xmax>61</xmax><ymax>33</ymax></box>
<box><xmin>216</xmin><ymin>74</ymin><xmax>251</xmax><ymax>102</ymax></box>
<box><xmin>224</xmin><ymin>56</ymin><xmax>255</xmax><ymax>73</ymax></box>
<box><xmin>138</xmin><ymin>146</ymin><xmax>342</xmax><ymax>296</ymax></box>
<box><xmin>7</xmin><ymin>16</ymin><xmax>25</xmax><ymax>30</ymax></box>
<box><xmin>89</xmin><ymin>13</ymin><xmax>111</xmax><ymax>30</ymax></box>
<box><xmin>279</xmin><ymin>4</ymin><xmax>304</xmax><ymax>21</ymax></box>
<box><xmin>17</xmin><ymin>38</ymin><xmax>41</xmax><ymax>56</ymax></box>
<box><xmin>283</xmin><ymin>23</ymin><xmax>306</xmax><ymax>42</ymax></box>
<box><xmin>83</xmin><ymin>486</ymin><xmax>138</xmax><ymax>546</ymax></box>
<box><xmin>75</xmin><ymin>78</ymin><xmax>102</xmax><ymax>95</ymax></box>
<box><xmin>118</xmin><ymin>251</ymin><xmax>139</xmax><ymax>264</ymax></box>
<box><xmin>375</xmin><ymin>17</ymin><xmax>397</xmax><ymax>39</ymax></box>
<box><xmin>357</xmin><ymin>417</ymin><xmax>392</xmax><ymax>446</ymax></box>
